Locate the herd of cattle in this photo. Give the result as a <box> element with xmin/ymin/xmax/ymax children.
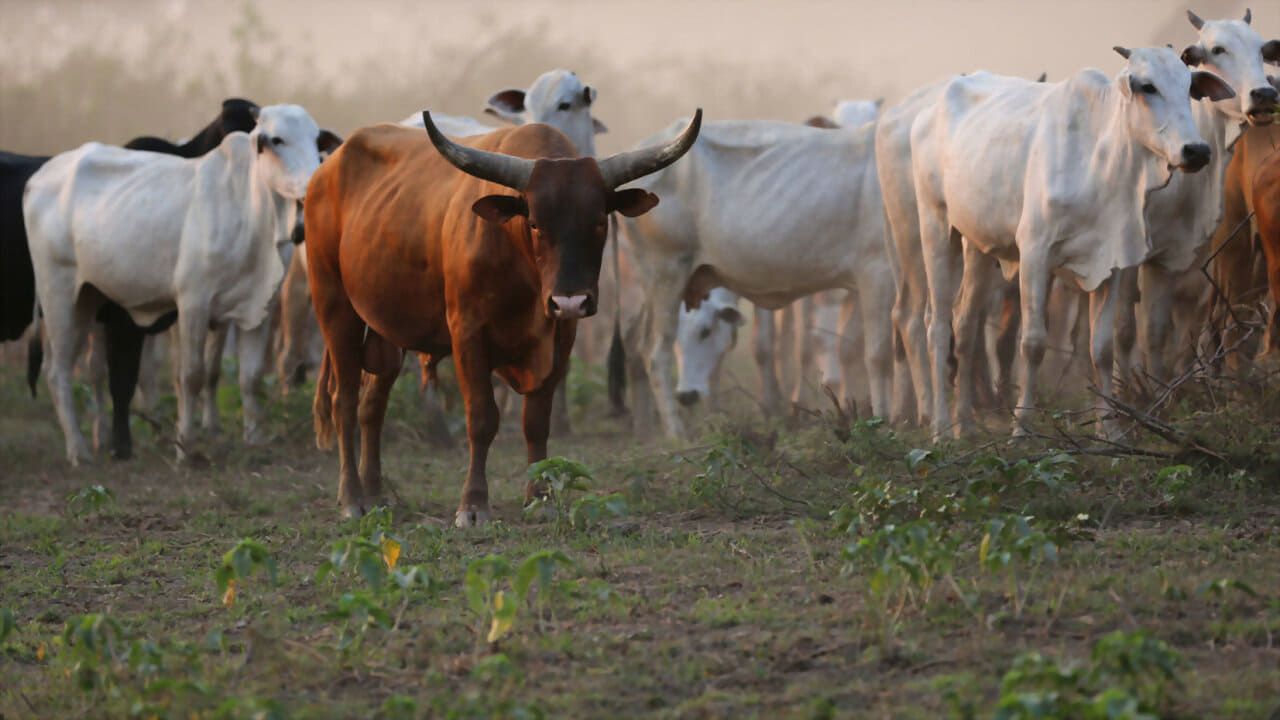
<box><xmin>1</xmin><ymin>10</ymin><xmax>1279</xmax><ymax>526</ymax></box>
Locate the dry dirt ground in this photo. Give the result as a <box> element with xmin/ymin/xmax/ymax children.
<box><xmin>2</xmin><ymin>354</ymin><xmax>1280</xmax><ymax>719</ymax></box>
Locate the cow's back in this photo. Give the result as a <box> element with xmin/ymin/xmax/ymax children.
<box><xmin>627</xmin><ymin>119</ymin><xmax>885</xmax><ymax>300</ymax></box>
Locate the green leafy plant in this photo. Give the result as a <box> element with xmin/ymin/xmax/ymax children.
<box><xmin>465</xmin><ymin>551</ymin><xmax>580</xmax><ymax>649</ymax></box>
<box><xmin>324</xmin><ymin>591</ymin><xmax>393</xmax><ymax>654</ymax></box>
<box><xmin>841</xmin><ymin>519</ymin><xmax>957</xmax><ymax>648</ymax></box>
<box><xmin>525</xmin><ymin>457</ymin><xmax>624</xmax><ymax>533</ymax></box>
<box><xmin>979</xmin><ymin>514</ymin><xmax>1058</xmax><ymax>618</ymax></box>
<box><xmin>214</xmin><ymin>539</ymin><xmax>278</xmax><ymax>609</ymax></box>
<box><xmin>66</xmin><ymin>484</ymin><xmax>115</xmax><ymax>518</ymax></box>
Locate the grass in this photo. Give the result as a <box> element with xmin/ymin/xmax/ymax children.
<box><xmin>2</xmin><ymin>357</ymin><xmax>1280</xmax><ymax>719</ymax></box>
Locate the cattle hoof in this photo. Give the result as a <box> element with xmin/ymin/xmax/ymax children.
<box><xmin>455</xmin><ymin>508</ymin><xmax>491</xmax><ymax>528</ymax></box>
<box><xmin>341</xmin><ymin>503</ymin><xmax>365</xmax><ymax>520</ymax></box>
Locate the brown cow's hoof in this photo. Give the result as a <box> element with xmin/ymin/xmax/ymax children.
<box><xmin>455</xmin><ymin>508</ymin><xmax>491</xmax><ymax>528</ymax></box>
<box><xmin>341</xmin><ymin>504</ymin><xmax>365</xmax><ymax>520</ymax></box>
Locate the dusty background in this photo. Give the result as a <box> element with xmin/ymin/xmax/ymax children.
<box><xmin>0</xmin><ymin>0</ymin><xmax>1271</xmax><ymax>155</ymax></box>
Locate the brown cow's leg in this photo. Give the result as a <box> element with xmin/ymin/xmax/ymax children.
<box><xmin>358</xmin><ymin>368</ymin><xmax>400</xmax><ymax>506</ymax></box>
<box><xmin>522</xmin><ymin>373</ymin><xmax>564</xmax><ymax>504</ymax></box>
<box><xmin>454</xmin><ymin>343</ymin><xmax>499</xmax><ymax>527</ymax></box>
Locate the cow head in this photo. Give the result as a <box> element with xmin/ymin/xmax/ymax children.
<box><xmin>1113</xmin><ymin>46</ymin><xmax>1234</xmax><ymax>173</ymax></box>
<box><xmin>485</xmin><ymin>69</ymin><xmax>608</xmax><ymax>157</ymax></box>
<box><xmin>1181</xmin><ymin>9</ymin><xmax>1280</xmax><ymax>125</ymax></box>
<box><xmin>675</xmin><ymin>289</ymin><xmax>744</xmax><ymax>406</ymax></box>
<box><xmin>422</xmin><ymin>109</ymin><xmax>702</xmax><ymax>320</ymax></box>
<box><xmin>832</xmin><ymin>98</ymin><xmax>884</xmax><ymax>128</ymax></box>
<box><xmin>252</xmin><ymin>105</ymin><xmax>337</xmax><ymax>202</ymax></box>
<box><xmin>220</xmin><ymin>98</ymin><xmax>260</xmax><ymax>136</ymax></box>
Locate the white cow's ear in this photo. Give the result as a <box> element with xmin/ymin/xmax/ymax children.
<box><xmin>583</xmin><ymin>86</ymin><xmax>597</xmax><ymax>106</ymax></box>
<box><xmin>256</xmin><ymin>132</ymin><xmax>271</xmax><ymax>154</ymax></box>
<box><xmin>1181</xmin><ymin>44</ymin><xmax>1207</xmax><ymax>67</ymax></box>
<box><xmin>593</xmin><ymin>117</ymin><xmax>609</xmax><ymax>135</ymax></box>
<box><xmin>485</xmin><ymin>89</ymin><xmax>527</xmax><ymax>125</ymax></box>
<box><xmin>715</xmin><ymin>305</ymin><xmax>745</xmax><ymax>327</ymax></box>
<box><xmin>1263</xmin><ymin>40</ymin><xmax>1280</xmax><ymax>64</ymax></box>
<box><xmin>1117</xmin><ymin>71</ymin><xmax>1134</xmax><ymax>99</ymax></box>
<box><xmin>1190</xmin><ymin>71</ymin><xmax>1236</xmax><ymax>102</ymax></box>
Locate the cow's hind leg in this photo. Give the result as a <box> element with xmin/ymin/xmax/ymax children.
<box><xmin>44</xmin><ymin>284</ymin><xmax>98</xmax><ymax>465</ymax></box>
<box><xmin>1012</xmin><ymin>248</ymin><xmax>1051</xmax><ymax>437</ymax></box>
<box><xmin>752</xmin><ymin>307</ymin><xmax>785</xmax><ymax>415</ymax></box>
<box><xmin>201</xmin><ymin>324</ymin><xmax>229</xmax><ymax>434</ymax></box>
<box><xmin>84</xmin><ymin>324</ymin><xmax>109</xmax><ymax>453</ymax></box>
<box><xmin>175</xmin><ymin>305</ymin><xmax>212</xmax><ymax>462</ymax></box>
<box><xmin>1088</xmin><ymin>273</ymin><xmax>1121</xmax><ymax>440</ymax></box>
<box><xmin>952</xmin><ymin>244</ymin><xmax>997</xmax><ymax>437</ymax></box>
<box><xmin>103</xmin><ymin>310</ymin><xmax>146</xmax><ymax>460</ymax></box>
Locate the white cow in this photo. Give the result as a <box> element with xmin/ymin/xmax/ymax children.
<box><xmin>674</xmin><ymin>288</ymin><xmax>746</xmax><ymax>408</ymax></box>
<box><xmin>26</xmin><ymin>104</ymin><xmax>328</xmax><ymax>464</ymax></box>
<box><xmin>911</xmin><ymin>48</ymin><xmax>1234</xmax><ymax>440</ymax></box>
<box><xmin>1117</xmin><ymin>10</ymin><xmax>1280</xmax><ymax>384</ymax></box>
<box><xmin>621</xmin><ymin>119</ymin><xmax>896</xmax><ymax>439</ymax></box>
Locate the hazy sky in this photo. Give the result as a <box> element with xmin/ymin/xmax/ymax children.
<box><xmin>3</xmin><ymin>0</ymin><xmax>1269</xmax><ymax>100</ymax></box>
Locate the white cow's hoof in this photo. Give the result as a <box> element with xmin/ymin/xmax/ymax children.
<box><xmin>455</xmin><ymin>508</ymin><xmax>491</xmax><ymax>528</ymax></box>
<box><xmin>67</xmin><ymin>446</ymin><xmax>94</xmax><ymax>467</ymax></box>
<box><xmin>243</xmin><ymin>426</ymin><xmax>267</xmax><ymax>446</ymax></box>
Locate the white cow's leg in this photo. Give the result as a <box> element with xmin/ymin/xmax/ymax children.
<box><xmin>792</xmin><ymin>296</ymin><xmax>816</xmax><ymax>407</ymax></box>
<box><xmin>645</xmin><ymin>278</ymin><xmax>688</xmax><ymax>439</ymax></box>
<box><xmin>839</xmin><ymin>292</ymin><xmax>870</xmax><ymax>416</ymax></box>
<box><xmin>43</xmin><ymin>288</ymin><xmax>96</xmax><ymax>465</ymax></box>
<box><xmin>135</xmin><ymin>333</ymin><xmax>163</xmax><ymax>414</ymax></box>
<box><xmin>857</xmin><ymin>271</ymin><xmax>895</xmax><ymax>421</ymax></box>
<box><xmin>1138</xmin><ymin>263</ymin><xmax>1175</xmax><ymax>385</ymax></box>
<box><xmin>1088</xmin><ymin>274</ymin><xmax>1121</xmax><ymax>441</ymax></box>
<box><xmin>777</xmin><ymin>304</ymin><xmax>798</xmax><ymax>405</ymax></box>
<box><xmin>893</xmin><ymin>263</ymin><xmax>931</xmax><ymax>427</ymax></box>
<box><xmin>1112</xmin><ymin>266</ymin><xmax>1139</xmax><ymax>394</ymax></box>
<box><xmin>236</xmin><ymin>320</ymin><xmax>273</xmax><ymax>445</ymax></box>
<box><xmin>752</xmin><ymin>307</ymin><xmax>784</xmax><ymax>415</ymax></box>
<box><xmin>1013</xmin><ymin>250</ymin><xmax>1051</xmax><ymax>437</ymax></box>
<box><xmin>175</xmin><ymin>306</ymin><xmax>211</xmax><ymax>462</ymax></box>
<box><xmin>952</xmin><ymin>246</ymin><xmax>997</xmax><ymax>437</ymax></box>
<box><xmin>84</xmin><ymin>325</ymin><xmax>109</xmax><ymax>453</ymax></box>
<box><xmin>201</xmin><ymin>324</ymin><xmax>228</xmax><ymax>434</ymax></box>
<box><xmin>919</xmin><ymin>204</ymin><xmax>962</xmax><ymax>439</ymax></box>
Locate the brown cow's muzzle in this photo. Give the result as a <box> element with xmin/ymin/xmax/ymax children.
<box><xmin>548</xmin><ymin>292</ymin><xmax>596</xmax><ymax>320</ymax></box>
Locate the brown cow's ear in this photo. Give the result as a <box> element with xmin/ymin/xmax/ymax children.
<box><xmin>608</xmin><ymin>189</ymin><xmax>659</xmax><ymax>217</ymax></box>
<box><xmin>472</xmin><ymin>195</ymin><xmax>528</xmax><ymax>224</ymax></box>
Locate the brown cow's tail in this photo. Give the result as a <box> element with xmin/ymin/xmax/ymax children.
<box><xmin>606</xmin><ymin>214</ymin><xmax>628</xmax><ymax>416</ymax></box>
<box><xmin>314</xmin><ymin>349</ymin><xmax>336</xmax><ymax>450</ymax></box>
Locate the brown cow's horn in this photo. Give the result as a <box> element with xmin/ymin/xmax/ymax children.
<box><xmin>597</xmin><ymin>109</ymin><xmax>703</xmax><ymax>189</ymax></box>
<box><xmin>421</xmin><ymin>110</ymin><xmax>534</xmax><ymax>191</ymax></box>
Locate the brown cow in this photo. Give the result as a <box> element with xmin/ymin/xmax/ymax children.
<box><xmin>1253</xmin><ymin>114</ymin><xmax>1280</xmax><ymax>349</ymax></box>
<box><xmin>306</xmin><ymin>110</ymin><xmax>702</xmax><ymax>525</ymax></box>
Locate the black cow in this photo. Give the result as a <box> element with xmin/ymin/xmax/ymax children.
<box><xmin>8</xmin><ymin>98</ymin><xmax>260</xmax><ymax>459</ymax></box>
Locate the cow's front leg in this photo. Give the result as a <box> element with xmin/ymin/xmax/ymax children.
<box><xmin>1138</xmin><ymin>263</ymin><xmax>1175</xmax><ymax>385</ymax></box>
<box><xmin>952</xmin><ymin>244</ymin><xmax>997</xmax><ymax>437</ymax></box>
<box><xmin>1088</xmin><ymin>272</ymin><xmax>1121</xmax><ymax>441</ymax></box>
<box><xmin>358</xmin><ymin>353</ymin><xmax>402</xmax><ymax>506</ymax></box>
<box><xmin>235</xmin><ymin>320</ymin><xmax>274</xmax><ymax>445</ymax></box>
<box><xmin>1013</xmin><ymin>248</ymin><xmax>1051</xmax><ymax>437</ymax></box>
<box><xmin>644</xmin><ymin>276</ymin><xmax>689</xmax><ymax>439</ymax></box>
<box><xmin>175</xmin><ymin>306</ymin><xmax>211</xmax><ymax>462</ymax></box>
<box><xmin>454</xmin><ymin>340</ymin><xmax>499</xmax><ymax>527</ymax></box>
<box><xmin>752</xmin><ymin>307</ymin><xmax>784</xmax><ymax>415</ymax></box>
